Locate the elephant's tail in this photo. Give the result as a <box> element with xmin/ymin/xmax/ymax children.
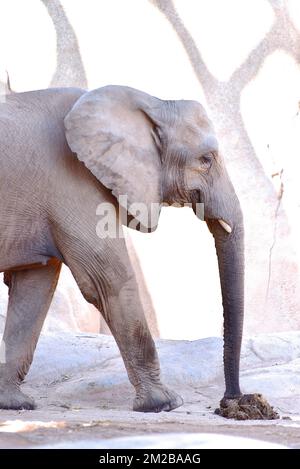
<box><xmin>5</xmin><ymin>71</ymin><xmax>13</xmax><ymax>93</ymax></box>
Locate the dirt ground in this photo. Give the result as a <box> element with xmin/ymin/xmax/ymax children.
<box><xmin>0</xmin><ymin>401</ymin><xmax>299</xmax><ymax>449</ymax></box>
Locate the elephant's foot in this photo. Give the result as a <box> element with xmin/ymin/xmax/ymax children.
<box><xmin>133</xmin><ymin>385</ymin><xmax>183</xmax><ymax>413</ymax></box>
<box><xmin>215</xmin><ymin>393</ymin><xmax>279</xmax><ymax>420</ymax></box>
<box><xmin>0</xmin><ymin>385</ymin><xmax>36</xmax><ymax>410</ymax></box>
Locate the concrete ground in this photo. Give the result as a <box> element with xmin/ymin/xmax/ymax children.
<box><xmin>0</xmin><ymin>331</ymin><xmax>299</xmax><ymax>448</ymax></box>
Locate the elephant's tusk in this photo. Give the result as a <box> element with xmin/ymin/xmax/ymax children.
<box><xmin>218</xmin><ymin>219</ymin><xmax>232</xmax><ymax>233</ymax></box>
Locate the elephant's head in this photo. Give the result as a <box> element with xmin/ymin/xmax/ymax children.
<box><xmin>65</xmin><ymin>85</ymin><xmax>244</xmax><ymax>398</ymax></box>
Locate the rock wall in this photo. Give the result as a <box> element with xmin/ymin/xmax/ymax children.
<box><xmin>1</xmin><ymin>0</ymin><xmax>300</xmax><ymax>338</ymax></box>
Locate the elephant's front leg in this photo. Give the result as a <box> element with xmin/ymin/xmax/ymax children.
<box><xmin>61</xmin><ymin>233</ymin><xmax>183</xmax><ymax>413</ymax></box>
<box><xmin>0</xmin><ymin>260</ymin><xmax>61</xmax><ymax>409</ymax></box>
<box><xmin>105</xmin><ymin>272</ymin><xmax>183</xmax><ymax>412</ymax></box>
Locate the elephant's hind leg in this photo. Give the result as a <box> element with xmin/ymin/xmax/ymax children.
<box><xmin>0</xmin><ymin>259</ymin><xmax>61</xmax><ymax>410</ymax></box>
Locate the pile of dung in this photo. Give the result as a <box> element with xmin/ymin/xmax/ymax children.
<box><xmin>215</xmin><ymin>394</ymin><xmax>280</xmax><ymax>420</ymax></box>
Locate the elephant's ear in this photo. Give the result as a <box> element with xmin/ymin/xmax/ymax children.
<box><xmin>64</xmin><ymin>85</ymin><xmax>164</xmax><ymax>231</ymax></box>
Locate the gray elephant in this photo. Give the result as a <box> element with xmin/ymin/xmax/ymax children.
<box><xmin>0</xmin><ymin>85</ymin><xmax>274</xmax><ymax>418</ymax></box>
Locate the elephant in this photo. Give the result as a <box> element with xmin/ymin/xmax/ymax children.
<box><xmin>0</xmin><ymin>84</ymin><xmax>275</xmax><ymax>418</ymax></box>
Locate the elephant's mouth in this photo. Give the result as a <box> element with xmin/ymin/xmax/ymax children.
<box><xmin>192</xmin><ymin>190</ymin><xmax>232</xmax><ymax>234</ymax></box>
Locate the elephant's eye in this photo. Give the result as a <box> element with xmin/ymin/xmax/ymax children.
<box><xmin>199</xmin><ymin>152</ymin><xmax>213</xmax><ymax>170</ymax></box>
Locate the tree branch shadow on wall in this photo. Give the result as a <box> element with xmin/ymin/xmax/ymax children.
<box><xmin>151</xmin><ymin>0</ymin><xmax>300</xmax><ymax>195</ymax></box>
<box><xmin>151</xmin><ymin>0</ymin><xmax>274</xmax><ymax>191</ymax></box>
<box><xmin>41</xmin><ymin>0</ymin><xmax>88</xmax><ymax>89</ymax></box>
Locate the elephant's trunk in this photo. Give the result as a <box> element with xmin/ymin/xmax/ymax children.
<box><xmin>207</xmin><ymin>209</ymin><xmax>244</xmax><ymax>398</ymax></box>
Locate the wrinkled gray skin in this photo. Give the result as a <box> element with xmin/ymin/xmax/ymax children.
<box><xmin>0</xmin><ymin>85</ymin><xmax>244</xmax><ymax>412</ymax></box>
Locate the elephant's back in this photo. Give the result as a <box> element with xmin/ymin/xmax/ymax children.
<box><xmin>0</xmin><ymin>87</ymin><xmax>85</xmax><ymax>178</ymax></box>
